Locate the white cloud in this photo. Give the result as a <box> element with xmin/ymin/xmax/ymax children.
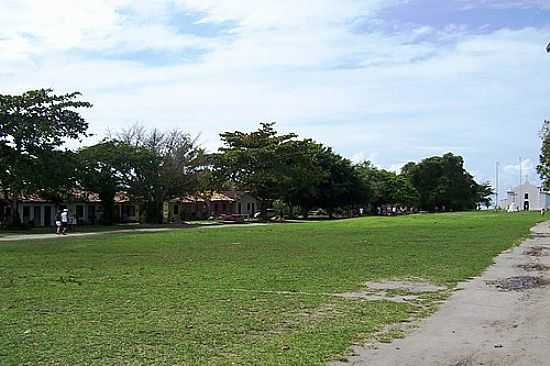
<box><xmin>1</xmin><ymin>0</ymin><xmax>549</xmax><ymax>189</ymax></box>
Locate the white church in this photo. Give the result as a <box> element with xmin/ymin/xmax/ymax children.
<box><xmin>499</xmin><ymin>181</ymin><xmax>550</xmax><ymax>211</ymax></box>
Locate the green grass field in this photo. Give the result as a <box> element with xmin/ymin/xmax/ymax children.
<box><xmin>0</xmin><ymin>212</ymin><xmax>544</xmax><ymax>365</ymax></box>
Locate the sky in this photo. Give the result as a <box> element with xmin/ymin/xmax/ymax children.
<box><xmin>1</xmin><ymin>0</ymin><xmax>550</xmax><ymax>200</ymax></box>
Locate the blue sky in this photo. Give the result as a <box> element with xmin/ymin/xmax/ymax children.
<box><xmin>1</xmin><ymin>0</ymin><xmax>549</xmax><ymax>200</ymax></box>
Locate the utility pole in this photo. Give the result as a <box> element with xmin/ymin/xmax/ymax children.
<box><xmin>495</xmin><ymin>162</ymin><xmax>500</xmax><ymax>210</ymax></box>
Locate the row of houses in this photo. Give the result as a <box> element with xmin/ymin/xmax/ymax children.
<box><xmin>0</xmin><ymin>191</ymin><xmax>261</xmax><ymax>227</ymax></box>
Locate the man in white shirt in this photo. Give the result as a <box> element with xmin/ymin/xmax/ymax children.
<box><xmin>60</xmin><ymin>209</ymin><xmax>69</xmax><ymax>235</ymax></box>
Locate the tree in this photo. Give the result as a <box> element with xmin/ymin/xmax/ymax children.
<box><xmin>77</xmin><ymin>141</ymin><xmax>142</xmax><ymax>225</ymax></box>
<box><xmin>475</xmin><ymin>181</ymin><xmax>494</xmax><ymax>209</ymax></box>
<box><xmin>0</xmin><ymin>89</ymin><xmax>91</xmax><ymax>223</ymax></box>
<box><xmin>210</xmin><ymin>123</ymin><xmax>369</xmax><ymax>218</ymax></box>
<box><xmin>118</xmin><ymin>126</ymin><xmax>206</xmax><ymax>224</ymax></box>
<box><xmin>537</xmin><ymin>121</ymin><xmax>550</xmax><ymax>190</ymax></box>
<box><xmin>209</xmin><ymin>122</ymin><xmax>299</xmax><ymax>207</ymax></box>
<box><xmin>312</xmin><ymin>147</ymin><xmax>367</xmax><ymax>218</ymax></box>
<box><xmin>278</xmin><ymin>139</ymin><xmax>331</xmax><ymax>216</ymax></box>
<box><xmin>402</xmin><ymin>153</ymin><xmax>485</xmax><ymax>211</ymax></box>
<box><xmin>355</xmin><ymin>162</ymin><xmax>418</xmax><ymax>210</ymax></box>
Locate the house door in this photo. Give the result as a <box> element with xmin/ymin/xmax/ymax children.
<box><xmin>33</xmin><ymin>206</ymin><xmax>42</xmax><ymax>226</ymax></box>
<box><xmin>524</xmin><ymin>201</ymin><xmax>530</xmax><ymax>211</ymax></box>
<box><xmin>44</xmin><ymin>206</ymin><xmax>52</xmax><ymax>226</ymax></box>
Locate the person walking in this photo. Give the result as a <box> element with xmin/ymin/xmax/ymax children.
<box><xmin>60</xmin><ymin>209</ymin><xmax>69</xmax><ymax>235</ymax></box>
<box><xmin>55</xmin><ymin>210</ymin><xmax>62</xmax><ymax>235</ymax></box>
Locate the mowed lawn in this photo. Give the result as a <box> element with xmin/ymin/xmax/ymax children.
<box><xmin>0</xmin><ymin>212</ymin><xmax>544</xmax><ymax>365</ymax></box>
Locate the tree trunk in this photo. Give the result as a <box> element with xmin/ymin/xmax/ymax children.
<box><xmin>99</xmin><ymin>192</ymin><xmax>115</xmax><ymax>226</ymax></box>
<box><xmin>145</xmin><ymin>200</ymin><xmax>164</xmax><ymax>224</ymax></box>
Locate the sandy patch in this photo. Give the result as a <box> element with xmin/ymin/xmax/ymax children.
<box><xmin>365</xmin><ymin>279</ymin><xmax>447</xmax><ymax>294</ymax></box>
<box><xmin>335</xmin><ymin>291</ymin><xmax>418</xmax><ymax>303</ymax></box>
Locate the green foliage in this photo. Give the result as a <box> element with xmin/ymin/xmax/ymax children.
<box><xmin>402</xmin><ymin>153</ymin><xmax>489</xmax><ymax>211</ymax></box>
<box><xmin>475</xmin><ymin>181</ymin><xmax>494</xmax><ymax>209</ymax></box>
<box><xmin>537</xmin><ymin>120</ymin><xmax>550</xmax><ymax>190</ymax></box>
<box><xmin>209</xmin><ymin>122</ymin><xmax>299</xmax><ymax>201</ymax></box>
<box><xmin>210</xmin><ymin>123</ymin><xmax>369</xmax><ymax>216</ymax></box>
<box><xmin>77</xmin><ymin>141</ymin><xmax>144</xmax><ymax>224</ymax></box>
<box><xmin>118</xmin><ymin>126</ymin><xmax>206</xmax><ymax>224</ymax></box>
<box><xmin>0</xmin><ymin>89</ymin><xmax>91</xmax><ymax>196</ymax></box>
<box><xmin>311</xmin><ymin>146</ymin><xmax>367</xmax><ymax>216</ymax></box>
<box><xmin>355</xmin><ymin>162</ymin><xmax>418</xmax><ymax>209</ymax></box>
<box><xmin>0</xmin><ymin>212</ymin><xmax>542</xmax><ymax>365</ymax></box>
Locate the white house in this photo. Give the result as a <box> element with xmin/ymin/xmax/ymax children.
<box><xmin>499</xmin><ymin>182</ymin><xmax>550</xmax><ymax>211</ymax></box>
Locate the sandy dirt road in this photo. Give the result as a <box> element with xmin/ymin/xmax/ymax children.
<box><xmin>334</xmin><ymin>221</ymin><xmax>550</xmax><ymax>366</ymax></box>
<box><xmin>0</xmin><ymin>223</ymin><xmax>267</xmax><ymax>242</ymax></box>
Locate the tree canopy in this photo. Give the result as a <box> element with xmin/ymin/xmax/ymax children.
<box><xmin>210</xmin><ymin>123</ymin><xmax>369</xmax><ymax>217</ymax></box>
<box><xmin>355</xmin><ymin>162</ymin><xmax>418</xmax><ymax>209</ymax></box>
<box><xmin>0</xmin><ymin>89</ymin><xmax>91</xmax><ymax>201</ymax></box>
<box><xmin>117</xmin><ymin>126</ymin><xmax>206</xmax><ymax>224</ymax></box>
<box><xmin>77</xmin><ymin>141</ymin><xmax>142</xmax><ymax>224</ymax></box>
<box><xmin>402</xmin><ymin>153</ymin><xmax>491</xmax><ymax>211</ymax></box>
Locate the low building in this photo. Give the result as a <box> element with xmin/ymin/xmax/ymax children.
<box><xmin>164</xmin><ymin>191</ymin><xmax>262</xmax><ymax>222</ymax></box>
<box><xmin>4</xmin><ymin>191</ymin><xmax>140</xmax><ymax>226</ymax></box>
<box><xmin>113</xmin><ymin>192</ymin><xmax>142</xmax><ymax>223</ymax></box>
<box><xmin>164</xmin><ymin>195</ymin><xmax>208</xmax><ymax>222</ymax></box>
<box><xmin>205</xmin><ymin>192</ymin><xmax>235</xmax><ymax>218</ymax></box>
<box><xmin>63</xmin><ymin>191</ymin><xmax>103</xmax><ymax>225</ymax></box>
<box><xmin>15</xmin><ymin>194</ymin><xmax>57</xmax><ymax>227</ymax></box>
<box><xmin>499</xmin><ymin>182</ymin><xmax>550</xmax><ymax>211</ymax></box>
<box><xmin>223</xmin><ymin>191</ymin><xmax>260</xmax><ymax>218</ymax></box>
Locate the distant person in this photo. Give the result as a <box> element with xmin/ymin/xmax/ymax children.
<box><xmin>55</xmin><ymin>210</ymin><xmax>62</xmax><ymax>235</ymax></box>
<box><xmin>541</xmin><ymin>208</ymin><xmax>546</xmax><ymax>216</ymax></box>
<box><xmin>60</xmin><ymin>209</ymin><xmax>69</xmax><ymax>235</ymax></box>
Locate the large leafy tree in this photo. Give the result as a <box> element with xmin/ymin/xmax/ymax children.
<box><xmin>278</xmin><ymin>139</ymin><xmax>329</xmax><ymax>215</ymax></box>
<box><xmin>0</xmin><ymin>89</ymin><xmax>91</xmax><ymax>222</ymax></box>
<box><xmin>280</xmin><ymin>141</ymin><xmax>370</xmax><ymax>217</ymax></box>
<box><xmin>402</xmin><ymin>153</ymin><xmax>486</xmax><ymax>211</ymax></box>
<box><xmin>118</xmin><ymin>126</ymin><xmax>206</xmax><ymax>224</ymax></box>
<box><xmin>209</xmin><ymin>122</ymin><xmax>299</xmax><ymax>203</ymax></box>
<box><xmin>77</xmin><ymin>141</ymin><xmax>143</xmax><ymax>225</ymax></box>
<box><xmin>475</xmin><ymin>181</ymin><xmax>494</xmax><ymax>209</ymax></box>
<box><xmin>210</xmin><ymin>123</ymin><xmax>369</xmax><ymax>218</ymax></box>
<box><xmin>355</xmin><ymin>162</ymin><xmax>418</xmax><ymax>210</ymax></box>
<box><xmin>311</xmin><ymin>147</ymin><xmax>367</xmax><ymax>218</ymax></box>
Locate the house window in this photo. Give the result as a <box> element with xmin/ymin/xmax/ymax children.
<box><xmin>222</xmin><ymin>203</ymin><xmax>226</xmax><ymax>211</ymax></box>
<box><xmin>173</xmin><ymin>204</ymin><xmax>179</xmax><ymax>215</ymax></box>
<box><xmin>23</xmin><ymin>206</ymin><xmax>30</xmax><ymax>218</ymax></box>
<box><xmin>525</xmin><ymin>193</ymin><xmax>529</xmax><ymax>200</ymax></box>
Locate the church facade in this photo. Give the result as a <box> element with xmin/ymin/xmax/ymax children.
<box><xmin>499</xmin><ymin>182</ymin><xmax>550</xmax><ymax>211</ymax></box>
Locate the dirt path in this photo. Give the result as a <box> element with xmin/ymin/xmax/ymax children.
<box><xmin>333</xmin><ymin>221</ymin><xmax>550</xmax><ymax>366</ymax></box>
<box><xmin>0</xmin><ymin>223</ymin><xmax>267</xmax><ymax>242</ymax></box>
